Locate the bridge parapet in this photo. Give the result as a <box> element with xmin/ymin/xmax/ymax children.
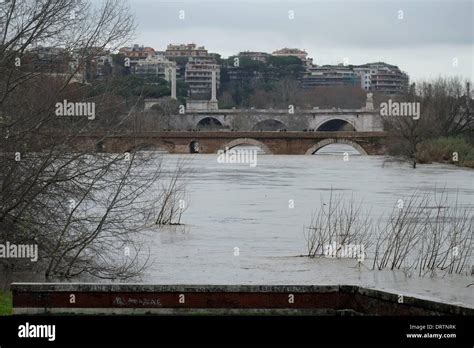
<box><xmin>184</xmin><ymin>108</ymin><xmax>380</xmax><ymax>117</ymax></box>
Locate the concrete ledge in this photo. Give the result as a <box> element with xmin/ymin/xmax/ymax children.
<box><xmin>11</xmin><ymin>283</ymin><xmax>473</xmax><ymax>316</ymax></box>
<box><xmin>11</xmin><ymin>283</ymin><xmax>343</xmax><ymax>293</ymax></box>
<box><xmin>12</xmin><ymin>307</ymin><xmax>361</xmax><ymax>316</ymax></box>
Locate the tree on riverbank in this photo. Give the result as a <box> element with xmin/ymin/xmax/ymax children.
<box><xmin>383</xmin><ymin>78</ymin><xmax>473</xmax><ymax>168</ymax></box>
<box><xmin>0</xmin><ymin>0</ymin><xmax>188</xmax><ymax>283</ymax></box>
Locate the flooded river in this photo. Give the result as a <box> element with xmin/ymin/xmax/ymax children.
<box><xmin>140</xmin><ymin>145</ymin><xmax>474</xmax><ymax>307</ymax></box>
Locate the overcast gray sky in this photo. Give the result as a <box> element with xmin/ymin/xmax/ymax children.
<box><xmin>128</xmin><ymin>0</ymin><xmax>473</xmax><ymax>82</ymax></box>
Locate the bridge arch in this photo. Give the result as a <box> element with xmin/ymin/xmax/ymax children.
<box><xmin>305</xmin><ymin>138</ymin><xmax>368</xmax><ymax>155</ymax></box>
<box><xmin>197</xmin><ymin>116</ymin><xmax>224</xmax><ymax>129</ymax></box>
<box><xmin>218</xmin><ymin>138</ymin><xmax>272</xmax><ymax>154</ymax></box>
<box><xmin>252</xmin><ymin>119</ymin><xmax>288</xmax><ymax>131</ymax></box>
<box><xmin>189</xmin><ymin>140</ymin><xmax>200</xmax><ymax>153</ymax></box>
<box><xmin>316</xmin><ymin>118</ymin><xmax>357</xmax><ymax>132</ymax></box>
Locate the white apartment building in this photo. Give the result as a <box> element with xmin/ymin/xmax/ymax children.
<box><xmin>354</xmin><ymin>62</ymin><xmax>409</xmax><ymax>95</ymax></box>
<box><xmin>133</xmin><ymin>54</ymin><xmax>177</xmax><ymax>81</ymax></box>
<box><xmin>185</xmin><ymin>56</ymin><xmax>220</xmax><ymax>97</ymax></box>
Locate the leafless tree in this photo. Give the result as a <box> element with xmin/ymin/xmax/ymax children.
<box><xmin>306</xmin><ymin>190</ymin><xmax>472</xmax><ymax>278</ymax></box>
<box><xmin>0</xmin><ymin>1</ymin><xmax>188</xmax><ymax>283</ymax></box>
<box><xmin>373</xmin><ymin>190</ymin><xmax>472</xmax><ymax>276</ymax></box>
<box><xmin>418</xmin><ymin>78</ymin><xmax>473</xmax><ymax>137</ymax></box>
<box><xmin>305</xmin><ymin>190</ymin><xmax>373</xmax><ymax>259</ymax></box>
<box><xmin>383</xmin><ymin>78</ymin><xmax>473</xmax><ymax>168</ymax></box>
<box><xmin>373</xmin><ymin>192</ymin><xmax>429</xmax><ymax>271</ymax></box>
<box><xmin>155</xmin><ymin>160</ymin><xmax>189</xmax><ymax>225</ymax></box>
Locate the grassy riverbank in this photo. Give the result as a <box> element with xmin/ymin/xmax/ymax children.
<box><xmin>0</xmin><ymin>291</ymin><xmax>12</xmax><ymax>315</ymax></box>
<box><xmin>417</xmin><ymin>136</ymin><xmax>474</xmax><ymax>168</ymax></box>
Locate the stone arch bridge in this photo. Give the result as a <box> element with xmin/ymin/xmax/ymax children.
<box><xmin>165</xmin><ymin>107</ymin><xmax>383</xmax><ymax>133</ymax></box>
<box><xmin>78</xmin><ymin>131</ymin><xmax>387</xmax><ymax>155</ymax></box>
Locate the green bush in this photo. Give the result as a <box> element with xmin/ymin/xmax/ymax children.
<box><xmin>417</xmin><ymin>136</ymin><xmax>474</xmax><ymax>168</ymax></box>
<box><xmin>0</xmin><ymin>291</ymin><xmax>12</xmax><ymax>315</ymax></box>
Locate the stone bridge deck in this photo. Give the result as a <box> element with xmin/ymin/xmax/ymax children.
<box><xmin>77</xmin><ymin>131</ymin><xmax>387</xmax><ymax>155</ymax></box>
